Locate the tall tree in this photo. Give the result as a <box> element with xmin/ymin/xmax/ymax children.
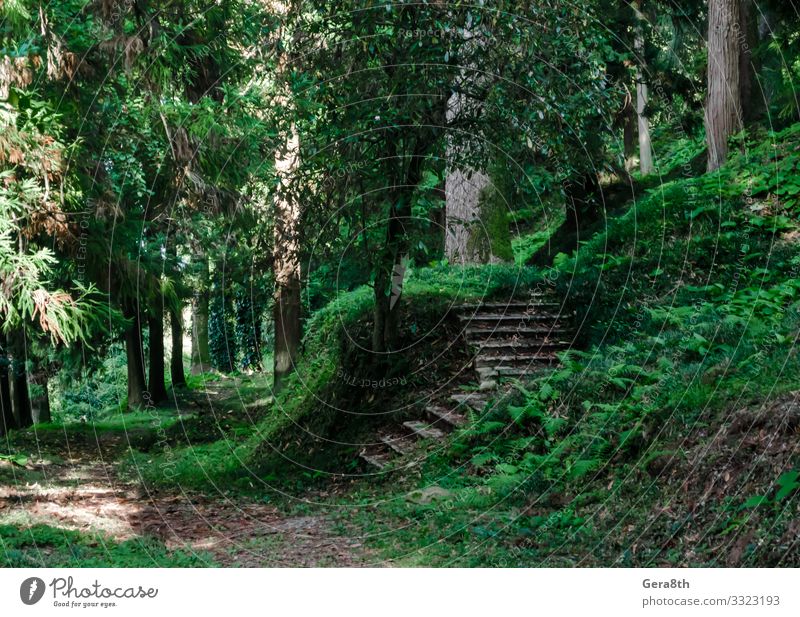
<box><xmin>737</xmin><ymin>0</ymin><xmax>761</xmax><ymax>123</ymax></box>
<box><xmin>170</xmin><ymin>305</ymin><xmax>187</xmax><ymax>388</ymax></box>
<box><xmin>272</xmin><ymin>125</ymin><xmax>302</xmax><ymax>388</ymax></box>
<box><xmin>269</xmin><ymin>2</ymin><xmax>303</xmax><ymax>390</ymax></box>
<box><xmin>30</xmin><ymin>371</ymin><xmax>51</xmax><ymax>424</ymax></box>
<box><xmin>9</xmin><ymin>329</ymin><xmax>32</xmax><ymax>427</ymax></box>
<box><xmin>191</xmin><ymin>255</ymin><xmax>211</xmax><ymax>375</ymax></box>
<box><xmin>147</xmin><ymin>299</ymin><xmax>168</xmax><ymax>404</ymax></box>
<box><xmin>634</xmin><ymin>0</ymin><xmax>654</xmax><ymax>174</ymax></box>
<box><xmin>123</xmin><ymin>301</ymin><xmax>147</xmax><ymax>408</ymax></box>
<box><xmin>444</xmin><ymin>26</ymin><xmax>491</xmax><ymax>265</ymax></box>
<box><xmin>0</xmin><ymin>334</ymin><xmax>14</xmax><ymax>435</ymax></box>
<box><xmin>706</xmin><ymin>0</ymin><xmax>742</xmax><ymax>171</ymax></box>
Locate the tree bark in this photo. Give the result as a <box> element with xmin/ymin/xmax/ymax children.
<box><xmin>123</xmin><ymin>301</ymin><xmax>147</xmax><ymax>409</ymax></box>
<box><xmin>272</xmin><ymin>123</ymin><xmax>302</xmax><ymax>392</ymax></box>
<box><xmin>9</xmin><ymin>329</ymin><xmax>32</xmax><ymax>427</ymax></box>
<box><xmin>0</xmin><ymin>333</ymin><xmax>16</xmax><ymax>435</ymax></box>
<box><xmin>30</xmin><ymin>372</ymin><xmax>51</xmax><ymax>424</ymax></box>
<box><xmin>148</xmin><ymin>300</ymin><xmax>168</xmax><ymax>404</ymax></box>
<box><xmin>269</xmin><ymin>3</ymin><xmax>304</xmax><ymax>393</ymax></box>
<box><xmin>191</xmin><ymin>287</ymin><xmax>211</xmax><ymax>375</ymax></box>
<box><xmin>706</xmin><ymin>0</ymin><xmax>742</xmax><ymax>171</ymax></box>
<box><xmin>737</xmin><ymin>0</ymin><xmax>760</xmax><ymax>123</ymax></box>
<box><xmin>623</xmin><ymin>88</ymin><xmax>636</xmax><ymax>173</ymax></box>
<box><xmin>445</xmin><ymin>168</ymin><xmax>490</xmax><ymax>264</ymax></box>
<box><xmin>634</xmin><ymin>0</ymin><xmax>653</xmax><ymax>175</ymax></box>
<box><xmin>170</xmin><ymin>304</ymin><xmax>187</xmax><ymax>388</ymax></box>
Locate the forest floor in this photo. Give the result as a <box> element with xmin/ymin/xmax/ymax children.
<box><xmin>4</xmin><ymin>373</ymin><xmax>800</xmax><ymax>567</ymax></box>
<box><xmin>0</xmin><ymin>376</ymin><xmax>375</xmax><ymax>567</ymax></box>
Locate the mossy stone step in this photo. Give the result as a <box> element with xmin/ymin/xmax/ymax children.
<box><xmin>402</xmin><ymin>421</ymin><xmax>446</xmax><ymax>440</ymax></box>
<box><xmin>424</xmin><ymin>405</ymin><xmax>468</xmax><ymax>428</ymax></box>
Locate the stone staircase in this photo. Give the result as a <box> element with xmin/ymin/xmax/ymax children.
<box><xmin>358</xmin><ymin>291</ymin><xmax>574</xmax><ymax>470</ymax></box>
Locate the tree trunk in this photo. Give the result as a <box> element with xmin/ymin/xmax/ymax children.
<box><xmin>445</xmin><ymin>168</ymin><xmax>490</xmax><ymax>264</ymax></box>
<box><xmin>372</xmin><ymin>147</ymin><xmax>427</xmax><ymax>353</ymax></box>
<box><xmin>148</xmin><ymin>300</ymin><xmax>168</xmax><ymax>404</ymax></box>
<box><xmin>623</xmin><ymin>89</ymin><xmax>636</xmax><ymax>173</ymax></box>
<box><xmin>30</xmin><ymin>372</ymin><xmax>51</xmax><ymax>424</ymax></box>
<box><xmin>706</xmin><ymin>0</ymin><xmax>742</xmax><ymax>171</ymax></box>
<box><xmin>372</xmin><ymin>243</ymin><xmax>405</xmax><ymax>354</ymax></box>
<box><xmin>191</xmin><ymin>287</ymin><xmax>211</xmax><ymax>375</ymax></box>
<box><xmin>443</xmin><ymin>20</ymin><xmax>498</xmax><ymax>264</ymax></box>
<box><xmin>123</xmin><ymin>301</ymin><xmax>147</xmax><ymax>409</ymax></box>
<box><xmin>738</xmin><ymin>0</ymin><xmax>760</xmax><ymax>123</ymax></box>
<box><xmin>634</xmin><ymin>0</ymin><xmax>653</xmax><ymax>175</ymax></box>
<box><xmin>9</xmin><ymin>329</ymin><xmax>32</xmax><ymax>427</ymax></box>
<box><xmin>170</xmin><ymin>304</ymin><xmax>187</xmax><ymax>388</ymax></box>
<box><xmin>0</xmin><ymin>333</ymin><xmax>16</xmax><ymax>435</ymax></box>
<box><xmin>272</xmin><ymin>123</ymin><xmax>302</xmax><ymax>392</ymax></box>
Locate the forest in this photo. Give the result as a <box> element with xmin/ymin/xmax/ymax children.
<box><xmin>1</xmin><ymin>0</ymin><xmax>800</xmax><ymax>567</ymax></box>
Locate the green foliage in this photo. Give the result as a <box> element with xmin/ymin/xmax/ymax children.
<box><xmin>209</xmin><ymin>274</ymin><xmax>237</xmax><ymax>373</ymax></box>
<box><xmin>0</xmin><ymin>525</ymin><xmax>210</xmax><ymax>567</ymax></box>
<box><xmin>0</xmin><ymin>453</ymin><xmax>28</xmax><ymax>466</ymax></box>
<box><xmin>53</xmin><ymin>349</ymin><xmax>127</xmax><ymax>423</ymax></box>
<box><xmin>234</xmin><ymin>279</ymin><xmax>268</xmax><ymax>372</ymax></box>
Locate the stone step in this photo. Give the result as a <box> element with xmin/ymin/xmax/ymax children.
<box><xmin>402</xmin><ymin>421</ymin><xmax>446</xmax><ymax>440</ymax></box>
<box><xmin>359</xmin><ymin>450</ymin><xmax>392</xmax><ymax>470</ymax></box>
<box><xmin>379</xmin><ymin>433</ymin><xmax>417</xmax><ymax>455</ymax></box>
<box><xmin>450</xmin><ymin>393</ymin><xmax>490</xmax><ymax>413</ymax></box>
<box><xmin>470</xmin><ymin>339</ymin><xmax>572</xmax><ymax>352</ymax></box>
<box><xmin>425</xmin><ymin>405</ymin><xmax>468</xmax><ymax>428</ymax></box>
<box><xmin>458</xmin><ymin>312</ymin><xmax>563</xmax><ymax>322</ymax></box>
<box><xmin>465</xmin><ymin>325</ymin><xmax>570</xmax><ymax>336</ymax></box>
<box><xmin>476</xmin><ymin>347</ymin><xmax>570</xmax><ymax>359</ymax></box>
<box><xmin>457</xmin><ymin>301</ymin><xmax>561</xmax><ymax>312</ymax></box>
<box><xmin>475</xmin><ymin>353</ymin><xmax>559</xmax><ymax>367</ymax></box>
<box><xmin>477</xmin><ymin>366</ymin><xmax>536</xmax><ymax>379</ymax></box>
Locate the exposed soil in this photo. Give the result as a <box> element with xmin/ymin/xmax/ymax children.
<box><xmin>0</xmin><ymin>450</ymin><xmax>371</xmax><ymax>566</ymax></box>
<box><xmin>0</xmin><ymin>378</ymin><xmax>374</xmax><ymax>567</ymax></box>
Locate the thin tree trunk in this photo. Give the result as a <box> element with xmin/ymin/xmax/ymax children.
<box><xmin>148</xmin><ymin>300</ymin><xmax>168</xmax><ymax>404</ymax></box>
<box><xmin>10</xmin><ymin>329</ymin><xmax>32</xmax><ymax>427</ymax></box>
<box><xmin>706</xmin><ymin>0</ymin><xmax>742</xmax><ymax>171</ymax></box>
<box><xmin>634</xmin><ymin>0</ymin><xmax>653</xmax><ymax>175</ymax></box>
<box><xmin>272</xmin><ymin>123</ymin><xmax>302</xmax><ymax>392</ymax></box>
<box><xmin>623</xmin><ymin>88</ymin><xmax>636</xmax><ymax>173</ymax></box>
<box><xmin>0</xmin><ymin>333</ymin><xmax>16</xmax><ymax>435</ymax></box>
<box><xmin>190</xmin><ymin>250</ymin><xmax>211</xmax><ymax>376</ymax></box>
<box><xmin>30</xmin><ymin>372</ymin><xmax>51</xmax><ymax>424</ymax></box>
<box><xmin>170</xmin><ymin>305</ymin><xmax>187</xmax><ymax>387</ymax></box>
<box><xmin>123</xmin><ymin>301</ymin><xmax>147</xmax><ymax>409</ymax></box>
<box><xmin>191</xmin><ymin>287</ymin><xmax>211</xmax><ymax>375</ymax></box>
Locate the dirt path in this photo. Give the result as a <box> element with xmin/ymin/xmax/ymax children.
<box><xmin>0</xmin><ymin>451</ymin><xmax>371</xmax><ymax>566</ymax></box>
<box><xmin>0</xmin><ymin>378</ymin><xmax>373</xmax><ymax>567</ymax></box>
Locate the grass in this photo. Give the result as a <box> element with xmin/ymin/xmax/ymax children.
<box><xmin>0</xmin><ymin>525</ymin><xmax>213</xmax><ymax>567</ymax></box>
